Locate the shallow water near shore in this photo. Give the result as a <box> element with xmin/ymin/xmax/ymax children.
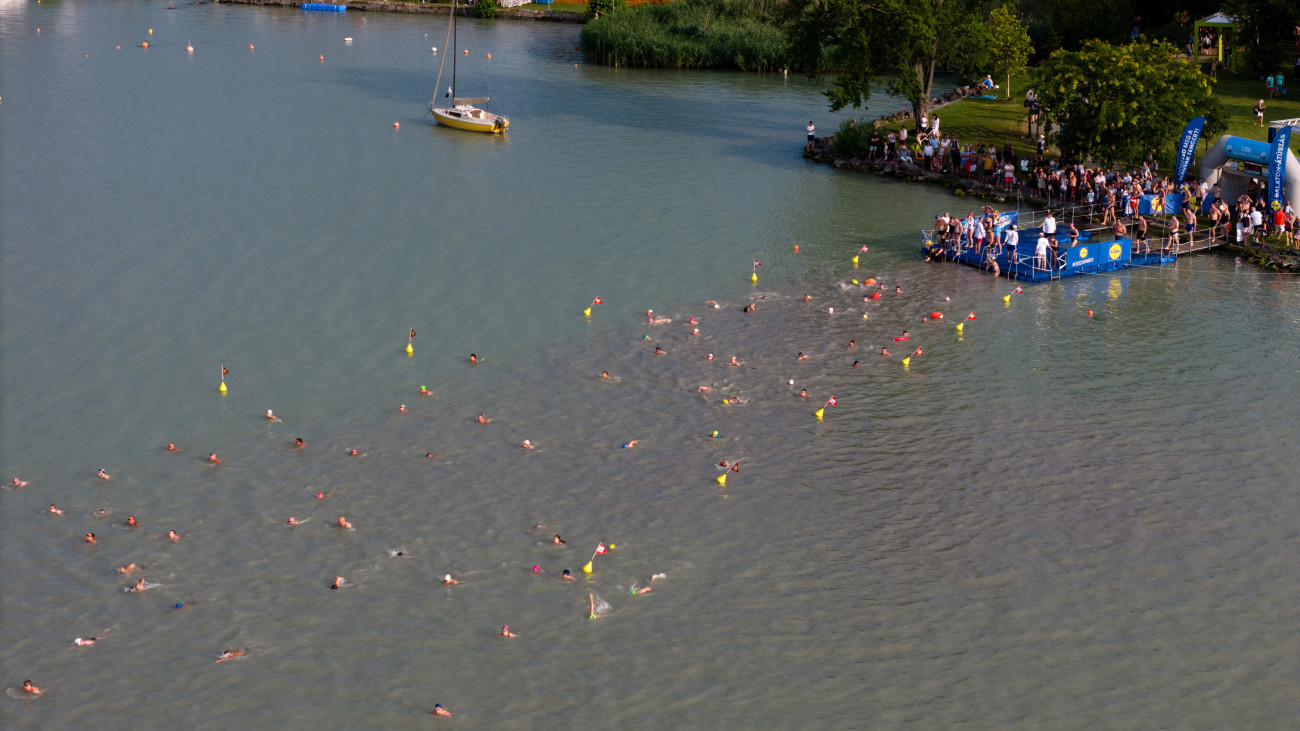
<box><xmin>4</xmin><ymin>3</ymin><xmax>1300</xmax><ymax>729</ymax></box>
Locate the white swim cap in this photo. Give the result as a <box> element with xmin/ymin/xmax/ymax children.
<box><xmin>788</xmin><ymin>379</ymin><xmax>794</xmax><ymax>385</ymax></box>
<box><xmin>445</xmin><ymin>575</ymin><xmax>451</xmax><ymax>581</ymax></box>
<box><xmin>74</xmin><ymin>638</ymin><xmax>83</xmax><ymax>645</ymax></box>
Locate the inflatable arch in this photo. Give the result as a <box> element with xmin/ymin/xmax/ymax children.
<box><xmin>1199</xmin><ymin>134</ymin><xmax>1300</xmax><ymax>214</ymax></box>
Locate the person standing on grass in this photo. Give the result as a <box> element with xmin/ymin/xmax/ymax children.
<box><xmin>1254</xmin><ymin>99</ymin><xmax>1266</xmax><ymax>126</ymax></box>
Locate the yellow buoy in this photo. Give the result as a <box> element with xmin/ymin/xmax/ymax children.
<box><xmin>218</xmin><ymin>381</ymin><xmax>228</xmax><ymax>394</ymax></box>
<box><xmin>851</xmin><ymin>255</ymin><xmax>859</xmax><ymax>265</ymax></box>
<box><xmin>583</xmin><ymin>307</ymin><xmax>592</xmax><ymax>317</ymax></box>
<box><xmin>955</xmin><ymin>323</ymin><xmax>964</xmax><ymax>332</ymax></box>
<box><xmin>582</xmin><ymin>561</ymin><xmax>593</xmax><ymax>573</ymax></box>
<box><xmin>901</xmin><ymin>357</ymin><xmax>910</xmax><ymax>366</ymax></box>
<box><xmin>148</xmin><ymin>29</ymin><xmax>152</xmax><ymax>34</ymax></box>
<box><xmin>851</xmin><ymin>279</ymin><xmax>858</xmax><ymax>285</ymax></box>
<box><xmin>716</xmin><ymin>473</ymin><xmax>727</xmax><ymax>486</ymax></box>
<box><xmin>1003</xmin><ymin>294</ymin><xmax>1011</xmax><ymax>303</ymax></box>
<box><xmin>750</xmin><ymin>272</ymin><xmax>758</xmax><ymax>283</ymax></box>
<box><xmin>814</xmin><ymin>408</ymin><xmax>824</xmax><ymax>420</ymax></box>
<box><xmin>405</xmin><ymin>342</ymin><xmax>414</xmax><ymax>355</ymax></box>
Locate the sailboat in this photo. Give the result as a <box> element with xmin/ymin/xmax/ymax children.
<box><xmin>429</xmin><ymin>0</ymin><xmax>508</xmax><ymax>134</ymax></box>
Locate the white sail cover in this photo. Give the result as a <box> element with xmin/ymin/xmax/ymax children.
<box><xmin>453</xmin><ymin>97</ymin><xmax>490</xmax><ymax>106</ymax></box>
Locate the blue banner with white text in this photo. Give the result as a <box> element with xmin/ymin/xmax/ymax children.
<box><xmin>1174</xmin><ymin>117</ymin><xmax>1205</xmax><ymax>183</ymax></box>
<box><xmin>1268</xmin><ymin>125</ymin><xmax>1292</xmax><ymax>214</ymax></box>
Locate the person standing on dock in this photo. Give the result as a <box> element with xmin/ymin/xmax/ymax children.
<box><xmin>806</xmin><ymin>121</ymin><xmax>815</xmax><ymax>150</ymax></box>
<box><xmin>1035</xmin><ymin>231</ymin><xmax>1050</xmax><ymax>271</ymax></box>
<box><xmin>1000</xmin><ymin>223</ymin><xmax>1018</xmax><ymax>260</ymax></box>
<box><xmin>1135</xmin><ymin>213</ymin><xmax>1149</xmax><ymax>254</ymax></box>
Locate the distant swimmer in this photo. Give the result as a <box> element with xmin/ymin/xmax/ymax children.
<box><xmin>706</xmin><ymin>353</ymin><xmax>714</xmax><ymax>360</ymax></box>
<box><xmin>729</xmin><ymin>356</ymin><xmax>741</xmax><ymax>366</ymax></box>
<box><xmin>389</xmin><ymin>550</ymin><xmax>407</xmax><ymax>557</ymax></box>
<box><xmin>216</xmin><ymin>650</ymin><xmax>245</xmax><ymax>663</ymax></box>
<box><xmin>552</xmin><ymin>534</ymin><xmax>566</xmax><ymax>545</ymax></box>
<box><xmin>705</xmin><ymin>300</ymin><xmax>720</xmax><ymax>309</ymax></box>
<box><xmin>692</xmin><ymin>328</ymin><xmax>700</xmax><ymax>335</ymax></box>
<box><xmin>893</xmin><ymin>331</ymin><xmax>910</xmax><ymax>341</ymax></box>
<box><xmin>469</xmin><ymin>353</ymin><xmax>478</xmax><ymax>366</ymax></box>
<box><xmin>802</xmin><ymin>294</ymin><xmax>811</xmax><ymax>302</ymax></box>
<box><xmin>20</xmin><ymin>680</ymin><xmax>41</xmax><ymax>696</ymax></box>
<box><xmin>895</xmin><ymin>286</ymin><xmax>903</xmax><ymax>294</ymax></box>
<box><xmin>293</xmin><ymin>437</ymin><xmax>306</xmax><ymax>448</ymax></box>
<box><xmin>630</xmin><ymin>585</ymin><xmax>652</xmax><ymax>595</ymax></box>
<box><xmin>348</xmin><ymin>449</ymin><xmax>362</xmax><ymax>456</ymax></box>
<box><xmin>697</xmin><ymin>386</ymin><xmax>712</xmax><ymax>392</ymax></box>
<box><xmin>500</xmin><ymin>625</ymin><xmax>517</xmax><ymax>638</ymax></box>
<box><xmin>531</xmin><ymin>565</ymin><xmax>544</xmax><ymax>573</ymax></box>
<box><xmin>621</xmin><ymin>441</ymin><xmax>639</xmax><ymax>448</ymax></box>
<box><xmin>49</xmin><ymin>504</ymin><xmax>63</xmax><ymax>515</ymax></box>
<box><xmin>881</xmin><ymin>347</ymin><xmax>891</xmax><ymax>356</ymax></box>
<box><xmin>72</xmin><ymin>635</ymin><xmax>103</xmax><ymax>647</ymax></box>
<box><xmin>561</xmin><ymin>569</ymin><xmax>576</xmax><ymax>581</ymax></box>
<box><xmin>601</xmin><ymin>371</ymin><xmax>611</xmax><ymax>379</ymax></box>
<box><xmin>799</xmin><ymin>389</ymin><xmax>808</xmax><ymax>399</ymax></box>
<box><xmin>131</xmin><ymin>578</ymin><xmax>147</xmax><ymax>592</ymax></box>
<box><xmin>418</xmin><ymin>385</ymin><xmax>432</xmax><ymax>396</ymax></box>
<box><xmin>520</xmin><ymin>440</ymin><xmax>535</xmax><ymax>450</ymax></box>
<box><xmin>588</xmin><ymin>592</ymin><xmax>603</xmax><ymax>619</ymax></box>
<box><xmin>477</xmin><ymin>414</ymin><xmax>491</xmax><ymax>424</ymax></box>
<box><xmin>11</xmin><ymin>477</ymin><xmax>28</xmax><ymax>487</ymax></box>
<box><xmin>331</xmin><ymin>576</ymin><xmax>345</xmax><ymax>590</ymax></box>
<box><xmin>116</xmin><ymin>563</ymin><xmax>137</xmax><ymax>574</ymax></box>
<box><xmin>265</xmin><ymin>409</ymin><xmax>280</xmax><ymax>421</ymax></box>
<box><xmin>430</xmin><ymin>703</ymin><xmax>452</xmax><ymax>717</ymax></box>
<box><xmin>651</xmin><ymin>573</ymin><xmax>666</xmax><ymax>581</ymax></box>
<box><xmin>206</xmin><ymin>453</ymin><xmax>222</xmax><ymax>464</ymax></box>
<box><xmin>848</xmin><ymin>339</ymin><xmax>856</xmax><ymax>348</ymax></box>
<box><xmin>84</xmin><ymin>532</ymin><xmax>96</xmax><ymax>544</ymax></box>
<box><xmin>397</xmin><ymin>405</ymin><xmax>407</xmax><ymax>413</ymax></box>
<box><xmin>316</xmin><ymin>491</ymin><xmax>328</xmax><ymax>499</ymax></box>
<box><xmin>285</xmin><ymin>517</ymin><xmax>300</xmax><ymax>527</ymax></box>
<box><xmin>97</xmin><ymin>468</ymin><xmax>111</xmax><ymax>480</ymax></box>
<box><xmin>336</xmin><ymin>516</ymin><xmax>352</xmax><ymax>530</ymax></box>
<box><xmin>167</xmin><ymin>530</ymin><xmax>179</xmax><ymax>542</ymax></box>
<box><xmin>126</xmin><ymin>515</ymin><xmax>138</xmax><ymax>528</ymax></box>
<box><xmin>425</xmin><ymin>453</ymin><xmax>438</xmax><ymax>459</ymax></box>
<box><xmin>93</xmin><ymin>508</ymin><xmax>111</xmax><ymax>519</ymax></box>
<box><xmin>797</xmin><ymin>352</ymin><xmax>807</xmax><ymax>360</ymax></box>
<box><xmin>442</xmin><ymin>574</ymin><xmax>459</xmax><ymax>585</ymax></box>
<box><xmin>852</xmin><ymin>361</ymin><xmax>861</xmax><ymax>367</ymax></box>
<box><xmin>654</xmin><ymin>347</ymin><xmax>664</xmax><ymax>355</ymax></box>
<box><xmin>742</xmin><ymin>304</ymin><xmax>754</xmax><ymax>313</ymax></box>
<box><xmin>165</xmin><ymin>443</ymin><xmax>180</xmax><ymax>453</ymax></box>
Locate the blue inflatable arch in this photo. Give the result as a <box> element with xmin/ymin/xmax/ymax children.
<box><xmin>1200</xmin><ymin>134</ymin><xmax>1300</xmax><ymax>213</ymax></box>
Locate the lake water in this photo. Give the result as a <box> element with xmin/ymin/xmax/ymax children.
<box><xmin>3</xmin><ymin>3</ymin><xmax>1300</xmax><ymax>728</ymax></box>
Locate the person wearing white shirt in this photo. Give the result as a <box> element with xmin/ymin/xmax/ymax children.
<box><xmin>1001</xmin><ymin>224</ymin><xmax>1018</xmax><ymax>259</ymax></box>
<box><xmin>1042</xmin><ymin>213</ymin><xmax>1057</xmax><ymax>236</ymax></box>
<box><xmin>1035</xmin><ymin>233</ymin><xmax>1050</xmax><ymax>270</ymax></box>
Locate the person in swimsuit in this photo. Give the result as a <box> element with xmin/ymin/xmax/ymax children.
<box><xmin>552</xmin><ymin>535</ymin><xmax>565</xmax><ymax>545</ymax></box>
<box><xmin>331</xmin><ymin>576</ymin><xmax>345</xmax><ymax>590</ymax></box>
<box><xmin>166</xmin><ymin>443</ymin><xmax>179</xmax><ymax>452</ymax></box>
<box><xmin>216</xmin><ymin>650</ymin><xmax>245</xmax><ymax>662</ymax></box>
<box><xmin>97</xmin><ymin>468</ymin><xmax>111</xmax><ymax>480</ymax></box>
<box><xmin>84</xmin><ymin>532</ymin><xmax>96</xmax><ymax>544</ymax></box>
<box><xmin>469</xmin><ymin>354</ymin><xmax>478</xmax><ymax>366</ymax></box>
<box><xmin>418</xmin><ymin>386</ymin><xmax>431</xmax><ymax>396</ymax></box>
<box><xmin>126</xmin><ymin>516</ymin><xmax>138</xmax><ymax>528</ymax></box>
<box><xmin>336</xmin><ymin>516</ymin><xmax>352</xmax><ymax>529</ymax></box>
<box><xmin>266</xmin><ymin>409</ymin><xmax>279</xmax><ymax>421</ymax></box>
<box><xmin>206</xmin><ymin>453</ymin><xmax>222</xmax><ymax>464</ymax></box>
<box><xmin>20</xmin><ymin>680</ymin><xmax>41</xmax><ymax>696</ymax></box>
<box><xmin>12</xmin><ymin>477</ymin><xmax>28</xmax><ymax>487</ymax></box>
<box><xmin>286</xmin><ymin>517</ymin><xmax>300</xmax><ymax>527</ymax></box>
<box><xmin>442</xmin><ymin>574</ymin><xmax>459</xmax><ymax>585</ymax></box>
<box><xmin>500</xmin><ymin>625</ymin><xmax>517</xmax><ymax>638</ymax></box>
<box><xmin>477</xmin><ymin>414</ymin><xmax>491</xmax><ymax>424</ymax></box>
<box><xmin>167</xmin><ymin>530</ymin><xmax>179</xmax><ymax>542</ymax></box>
<box><xmin>561</xmin><ymin>569</ymin><xmax>576</xmax><ymax>581</ymax></box>
<box><xmin>117</xmin><ymin>563</ymin><xmax>137</xmax><ymax>574</ymax></box>
<box><xmin>430</xmin><ymin>704</ymin><xmax>452</xmax><ymax>717</ymax></box>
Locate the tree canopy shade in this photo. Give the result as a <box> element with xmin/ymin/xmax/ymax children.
<box><xmin>988</xmin><ymin>3</ymin><xmax>1033</xmax><ymax>100</ymax></box>
<box><xmin>787</xmin><ymin>0</ymin><xmax>990</xmax><ymax>123</ymax></box>
<box><xmin>1037</xmin><ymin>40</ymin><xmax>1226</xmax><ymax>166</ymax></box>
<box><xmin>1223</xmin><ymin>0</ymin><xmax>1300</xmax><ymax>77</ymax></box>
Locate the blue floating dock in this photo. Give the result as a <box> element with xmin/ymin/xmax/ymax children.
<box><xmin>302</xmin><ymin>3</ymin><xmax>346</xmax><ymax>11</ymax></box>
<box><xmin>922</xmin><ymin>210</ymin><xmax>1178</xmax><ymax>283</ymax></box>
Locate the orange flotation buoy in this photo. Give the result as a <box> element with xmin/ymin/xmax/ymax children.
<box><xmin>929</xmin><ymin>312</ymin><xmax>943</xmax><ymax>319</ymax></box>
<box><xmin>864</xmin><ymin>278</ymin><xmax>877</xmax><ymax>286</ymax></box>
<box><xmin>871</xmin><ymin>292</ymin><xmax>881</xmax><ymax>300</ymax></box>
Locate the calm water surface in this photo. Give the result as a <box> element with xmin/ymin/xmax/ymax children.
<box><xmin>3</xmin><ymin>3</ymin><xmax>1300</xmax><ymax>729</ymax></box>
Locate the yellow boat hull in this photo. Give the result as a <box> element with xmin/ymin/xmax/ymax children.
<box><xmin>431</xmin><ymin>105</ymin><xmax>508</xmax><ymax>134</ymax></box>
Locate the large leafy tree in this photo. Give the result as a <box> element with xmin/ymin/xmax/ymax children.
<box><xmin>788</xmin><ymin>0</ymin><xmax>990</xmax><ymax>125</ymax></box>
<box><xmin>1037</xmin><ymin>39</ymin><xmax>1223</xmax><ymax>166</ymax></box>
<box><xmin>988</xmin><ymin>3</ymin><xmax>1033</xmax><ymax>100</ymax></box>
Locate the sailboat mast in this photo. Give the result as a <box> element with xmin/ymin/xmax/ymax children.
<box><xmin>451</xmin><ymin>0</ymin><xmax>458</xmax><ymax>101</ymax></box>
<box><xmin>431</xmin><ymin>0</ymin><xmax>455</xmax><ymax>106</ymax></box>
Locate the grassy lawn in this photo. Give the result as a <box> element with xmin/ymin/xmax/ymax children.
<box><xmin>933</xmin><ymin>67</ymin><xmax>1300</xmax><ymax>163</ymax></box>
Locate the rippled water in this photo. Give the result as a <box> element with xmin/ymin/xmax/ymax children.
<box><xmin>3</xmin><ymin>3</ymin><xmax>1300</xmax><ymax>728</ymax></box>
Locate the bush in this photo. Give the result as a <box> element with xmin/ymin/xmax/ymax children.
<box><xmin>580</xmin><ymin>0</ymin><xmax>790</xmax><ymax>71</ymax></box>
<box><xmin>586</xmin><ymin>0</ymin><xmax>625</xmax><ymax>21</ymax></box>
<box><xmin>829</xmin><ymin>119</ymin><xmax>872</xmax><ymax>158</ymax></box>
<box><xmin>473</xmin><ymin>0</ymin><xmax>498</xmax><ymax>19</ymax></box>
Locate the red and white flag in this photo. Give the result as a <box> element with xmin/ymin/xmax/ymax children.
<box><xmin>593</xmin><ymin>296</ymin><xmax>603</xmax><ymax>305</ymax></box>
<box><xmin>912</xmin><ymin>347</ymin><xmax>924</xmax><ymax>357</ymax></box>
<box><xmin>410</xmin><ymin>328</ymin><xmax>417</xmax><ymax>339</ymax></box>
<box><xmin>753</xmin><ymin>260</ymin><xmax>761</xmax><ymax>268</ymax></box>
<box><xmin>222</xmin><ymin>366</ymin><xmax>229</xmax><ymax>376</ymax></box>
<box><xmin>826</xmin><ymin>396</ymin><xmax>837</xmax><ymax>406</ymax></box>
<box><xmin>860</xmin><ymin>245</ymin><xmax>870</xmax><ymax>253</ymax></box>
<box><xmin>594</xmin><ymin>543</ymin><xmax>607</xmax><ymax>555</ymax></box>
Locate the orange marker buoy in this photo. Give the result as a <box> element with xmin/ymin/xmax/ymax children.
<box><xmin>793</xmin><ymin>245</ymin><xmax>799</xmax><ymax>252</ymax></box>
<box><xmin>486</xmin><ymin>53</ymin><xmax>492</xmax><ymax>59</ymax></box>
<box><xmin>320</xmin><ymin>54</ymin><xmax>324</xmax><ymax>61</ymax></box>
<box><xmin>865</xmin><ymin>278</ymin><xmax>877</xmax><ymax>286</ymax></box>
<box><xmin>463</xmin><ymin>49</ymin><xmax>468</xmax><ymax>55</ymax></box>
<box><xmin>871</xmin><ymin>292</ymin><xmax>881</xmax><ymax>300</ymax></box>
<box><xmin>1087</xmin><ymin>310</ymin><xmax>1093</xmax><ymax>317</ymax></box>
<box><xmin>141</xmin><ymin>41</ymin><xmax>149</xmax><ymax>48</ymax></box>
<box><xmin>929</xmin><ymin>312</ymin><xmax>943</xmax><ymax>319</ymax></box>
<box><xmin>116</xmin><ymin>46</ymin><xmax>121</xmax><ymax>49</ymax></box>
<box><xmin>393</xmin><ymin>122</ymin><xmax>400</xmax><ymax>128</ymax></box>
<box><xmin>249</xmin><ymin>44</ymin><xmax>255</xmax><ymax>50</ymax></box>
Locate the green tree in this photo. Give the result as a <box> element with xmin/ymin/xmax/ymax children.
<box><xmin>1223</xmin><ymin>0</ymin><xmax>1300</xmax><ymax>77</ymax></box>
<box><xmin>788</xmin><ymin>0</ymin><xmax>990</xmax><ymax>125</ymax></box>
<box><xmin>586</xmin><ymin>0</ymin><xmax>625</xmax><ymax>21</ymax></box>
<box><xmin>988</xmin><ymin>3</ymin><xmax>1033</xmax><ymax>100</ymax></box>
<box><xmin>1037</xmin><ymin>39</ymin><xmax>1223</xmax><ymax>166</ymax></box>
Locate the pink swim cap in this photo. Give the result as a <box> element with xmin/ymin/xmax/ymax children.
<box><xmin>532</xmin><ymin>565</ymin><xmax>540</xmax><ymax>571</ymax></box>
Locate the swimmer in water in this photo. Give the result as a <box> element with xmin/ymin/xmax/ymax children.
<box><xmin>285</xmin><ymin>517</ymin><xmax>300</xmax><ymax>527</ymax></box>
<box><xmin>631</xmin><ymin>584</ymin><xmax>653</xmax><ymax>595</ymax></box>
<box><xmin>265</xmin><ymin>409</ymin><xmax>279</xmax><ymax>421</ymax></box>
<box><xmin>397</xmin><ymin>405</ymin><xmax>406</xmax><ymax>413</ymax></box>
<box><xmin>126</xmin><ymin>515</ymin><xmax>138</xmax><ymax>528</ymax></box>
<box><xmin>84</xmin><ymin>532</ymin><xmax>96</xmax><ymax>544</ymax></box>
<box><xmin>72</xmin><ymin>635</ymin><xmax>101</xmax><ymax>647</ymax></box>
<box><xmin>49</xmin><ymin>504</ymin><xmax>62</xmax><ymax>515</ymax></box>
<box><xmin>520</xmin><ymin>440</ymin><xmax>535</xmax><ymax>450</ymax></box>
<box><xmin>654</xmin><ymin>347</ymin><xmax>664</xmax><ymax>355</ymax></box>
<box><xmin>348</xmin><ymin>449</ymin><xmax>361</xmax><ymax>456</ymax></box>
<box><xmin>705</xmin><ymin>300</ymin><xmax>720</xmax><ymax>309</ymax></box>
<box><xmin>895</xmin><ymin>286</ymin><xmax>903</xmax><ymax>294</ymax></box>
<box><xmin>621</xmin><ymin>441</ymin><xmax>639</xmax><ymax>448</ymax></box>
<box><xmin>500</xmin><ymin>625</ymin><xmax>518</xmax><ymax>638</ymax></box>
<box><xmin>93</xmin><ymin>508</ymin><xmax>111</xmax><ymax>519</ymax></box>
<box><xmin>316</xmin><ymin>491</ymin><xmax>328</xmax><ymax>499</ymax></box>
<box><xmin>881</xmin><ymin>347</ymin><xmax>891</xmax><ymax>356</ymax></box>
<box><xmin>12</xmin><ymin>477</ymin><xmax>28</xmax><ymax>487</ymax></box>
<box><xmin>97</xmin><ymin>468</ymin><xmax>111</xmax><ymax>480</ymax></box>
<box><xmin>697</xmin><ymin>386</ymin><xmax>712</xmax><ymax>392</ymax></box>
<box><xmin>165</xmin><ymin>443</ymin><xmax>180</xmax><ymax>452</ymax></box>
<box><xmin>552</xmin><ymin>534</ymin><xmax>565</xmax><ymax>545</ymax></box>
<box><xmin>206</xmin><ymin>453</ymin><xmax>221</xmax><ymax>464</ymax></box>
<box><xmin>331</xmin><ymin>576</ymin><xmax>345</xmax><ymax>590</ymax></box>
<box><xmin>852</xmin><ymin>360</ymin><xmax>861</xmax><ymax>367</ymax></box>
<box><xmin>469</xmin><ymin>353</ymin><xmax>478</xmax><ymax>366</ymax></box>
<box><xmin>849</xmin><ymin>339</ymin><xmax>856</xmax><ymax>348</ymax></box>
<box><xmin>802</xmin><ymin>294</ymin><xmax>811</xmax><ymax>302</ymax></box>
<box><xmin>561</xmin><ymin>569</ymin><xmax>576</xmax><ymax>581</ymax></box>
<box><xmin>336</xmin><ymin>516</ymin><xmax>352</xmax><ymax>530</ymax></box>
<box><xmin>706</xmin><ymin>353</ymin><xmax>714</xmax><ymax>361</ymax></box>
<box><xmin>588</xmin><ymin>592</ymin><xmax>603</xmax><ymax>619</ymax></box>
<box><xmin>692</xmin><ymin>328</ymin><xmax>700</xmax><ymax>335</ymax></box>
<box><xmin>418</xmin><ymin>385</ymin><xmax>431</xmax><ymax>396</ymax></box>
<box><xmin>719</xmin><ymin>460</ymin><xmax>730</xmax><ymax>468</ymax></box>
<box><xmin>601</xmin><ymin>371</ymin><xmax>610</xmax><ymax>379</ymax></box>
<box><xmin>743</xmin><ymin>304</ymin><xmax>754</xmax><ymax>313</ymax></box>
<box><xmin>442</xmin><ymin>574</ymin><xmax>458</xmax><ymax>585</ymax></box>
<box><xmin>531</xmin><ymin>565</ymin><xmax>543</xmax><ymax>573</ymax></box>
<box><xmin>131</xmin><ymin>578</ymin><xmax>146</xmax><ymax>591</ymax></box>
<box><xmin>728</xmin><ymin>356</ymin><xmax>740</xmax><ymax>366</ymax></box>
<box><xmin>216</xmin><ymin>650</ymin><xmax>245</xmax><ymax>663</ymax></box>
<box><xmin>293</xmin><ymin>437</ymin><xmax>306</xmax><ymax>448</ymax></box>
<box><xmin>390</xmin><ymin>550</ymin><xmax>406</xmax><ymax>557</ymax></box>
<box><xmin>797</xmin><ymin>352</ymin><xmax>807</xmax><ymax>360</ymax></box>
<box><xmin>477</xmin><ymin>414</ymin><xmax>491</xmax><ymax>424</ymax></box>
<box><xmin>430</xmin><ymin>704</ymin><xmax>452</xmax><ymax>717</ymax></box>
<box><xmin>167</xmin><ymin>530</ymin><xmax>179</xmax><ymax>542</ymax></box>
<box><xmin>117</xmin><ymin>563</ymin><xmax>137</xmax><ymax>574</ymax></box>
<box><xmin>21</xmin><ymin>680</ymin><xmax>40</xmax><ymax>696</ymax></box>
<box><xmin>425</xmin><ymin>453</ymin><xmax>438</xmax><ymax>459</ymax></box>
